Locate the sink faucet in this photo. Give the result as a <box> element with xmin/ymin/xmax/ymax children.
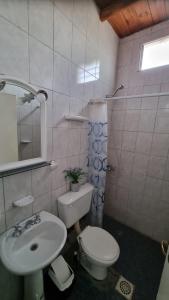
<box><xmin>12</xmin><ymin>214</ymin><xmax>41</xmax><ymax>237</ymax></box>
<box><xmin>12</xmin><ymin>225</ymin><xmax>24</xmax><ymax>237</ymax></box>
<box><xmin>24</xmin><ymin>214</ymin><xmax>41</xmax><ymax>229</ymax></box>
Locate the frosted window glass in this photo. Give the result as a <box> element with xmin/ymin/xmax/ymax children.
<box><xmin>141</xmin><ymin>36</ymin><xmax>169</xmax><ymax>70</ymax></box>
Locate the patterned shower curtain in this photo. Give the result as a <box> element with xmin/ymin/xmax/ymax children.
<box><xmin>88</xmin><ymin>120</ymin><xmax>108</xmax><ymax>227</ymax></box>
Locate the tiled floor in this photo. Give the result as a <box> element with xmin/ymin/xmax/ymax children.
<box><xmin>44</xmin><ymin>215</ymin><xmax>164</xmax><ymax>300</ymax></box>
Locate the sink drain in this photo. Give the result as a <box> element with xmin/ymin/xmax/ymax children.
<box><xmin>30</xmin><ymin>243</ymin><xmax>39</xmax><ymax>251</ymax></box>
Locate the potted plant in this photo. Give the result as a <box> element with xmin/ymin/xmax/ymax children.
<box><xmin>64</xmin><ymin>168</ymin><xmax>85</xmax><ymax>192</ymax></box>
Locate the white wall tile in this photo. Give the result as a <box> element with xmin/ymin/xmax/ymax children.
<box><xmin>124</xmin><ymin>110</ymin><xmax>140</xmax><ymax>131</ymax></box>
<box><xmin>54</xmin><ymin>7</ymin><xmax>72</xmax><ymax>59</ymax></box>
<box><xmin>0</xmin><ymin>0</ymin><xmax>28</xmax><ymax>31</ymax></box>
<box><xmin>70</xmin><ymin>64</ymin><xmax>85</xmax><ymax>100</ymax></box>
<box><xmin>112</xmin><ymin>18</ymin><xmax>169</xmax><ymax>242</ymax></box>
<box><xmin>52</xmin><ymin>93</ymin><xmax>70</xmax><ymax>127</ymax></box>
<box><xmin>158</xmin><ymin>96</ymin><xmax>169</xmax><ymax>109</ymax></box>
<box><xmin>122</xmin><ymin>132</ymin><xmax>137</xmax><ymax>152</ymax></box>
<box><xmin>6</xmin><ymin>206</ymin><xmax>32</xmax><ymax>229</ymax></box>
<box><xmin>0</xmin><ymin>213</ymin><xmax>6</xmax><ymax>234</ymax></box>
<box><xmin>150</xmin><ymin>133</ymin><xmax>169</xmax><ymax>157</ymax></box>
<box><xmin>132</xmin><ymin>153</ymin><xmax>149</xmax><ymax>177</ymax></box>
<box><xmin>109</xmin><ymin>130</ymin><xmax>122</xmax><ymax>150</ymax></box>
<box><xmin>53</xmin><ymin>52</ymin><xmax>71</xmax><ymax>95</ymax></box>
<box><xmin>73</xmin><ymin>0</ymin><xmax>88</xmax><ymax>34</ymax></box>
<box><xmin>144</xmin><ymin>177</ymin><xmax>162</xmax><ymax>201</ymax></box>
<box><xmin>139</xmin><ymin>110</ymin><xmax>156</xmax><ymax>132</ymax></box>
<box><xmin>0</xmin><ymin>0</ymin><xmax>119</xmax><ymax>248</ymax></box>
<box><xmin>0</xmin><ymin>17</ymin><xmax>29</xmax><ymax>80</ymax></box>
<box><xmin>33</xmin><ymin>192</ymin><xmax>51</xmax><ymax>214</ymax></box>
<box><xmin>29</xmin><ymin>0</ymin><xmax>53</xmax><ymax>48</ymax></box>
<box><xmin>32</xmin><ymin>166</ymin><xmax>51</xmax><ymax>198</ymax></box>
<box><xmin>0</xmin><ymin>179</ymin><xmax>4</xmax><ymax>213</ymax></box>
<box><xmin>120</xmin><ymin>151</ymin><xmax>134</xmax><ymax>175</ymax></box>
<box><xmin>54</xmin><ymin>0</ymin><xmax>74</xmax><ymax>21</ymax></box>
<box><xmin>112</xmin><ymin>111</ymin><xmax>125</xmax><ymax>130</ymax></box>
<box><xmin>135</xmin><ymin>132</ymin><xmax>153</xmax><ymax>154</ymax></box>
<box><xmin>29</xmin><ymin>37</ymin><xmax>53</xmax><ymax>89</ymax></box>
<box><xmin>53</xmin><ymin>127</ymin><xmax>69</xmax><ymax>159</ymax></box>
<box><xmin>72</xmin><ymin>26</ymin><xmax>86</xmax><ymax>69</ymax></box>
<box><xmin>3</xmin><ymin>171</ymin><xmax>32</xmax><ymax>210</ymax></box>
<box><xmin>147</xmin><ymin>156</ymin><xmax>166</xmax><ymax>179</ymax></box>
<box><xmin>127</xmin><ymin>97</ymin><xmax>141</xmax><ymax>110</ymax></box>
<box><xmin>51</xmin><ymin>158</ymin><xmax>67</xmax><ymax>191</ymax></box>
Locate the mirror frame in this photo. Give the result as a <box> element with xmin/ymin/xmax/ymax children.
<box><xmin>0</xmin><ymin>75</ymin><xmax>47</xmax><ymax>173</ymax></box>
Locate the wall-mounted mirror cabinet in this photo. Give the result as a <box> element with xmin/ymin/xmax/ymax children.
<box><xmin>0</xmin><ymin>76</ymin><xmax>47</xmax><ymax>174</ymax></box>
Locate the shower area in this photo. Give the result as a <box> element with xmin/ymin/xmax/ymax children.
<box><xmin>103</xmin><ymin>89</ymin><xmax>169</xmax><ymax>243</ymax></box>
<box><xmin>88</xmin><ymin>80</ymin><xmax>169</xmax><ymax>242</ymax></box>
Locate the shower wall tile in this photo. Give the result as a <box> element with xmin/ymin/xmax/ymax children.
<box><xmin>148</xmin><ymin>156</ymin><xmax>166</xmax><ymax>179</ymax></box>
<box><xmin>138</xmin><ymin>110</ymin><xmax>156</xmax><ymax>132</ymax></box>
<box><xmin>132</xmin><ymin>153</ymin><xmax>149</xmax><ymax>177</ymax></box>
<box><xmin>155</xmin><ymin>109</ymin><xmax>169</xmax><ymax>133</ymax></box>
<box><xmin>135</xmin><ymin>132</ymin><xmax>153</xmax><ymax>154</ymax></box>
<box><xmin>122</xmin><ymin>131</ymin><xmax>137</xmax><ymax>152</ymax></box>
<box><xmin>109</xmin><ymin>130</ymin><xmax>122</xmax><ymax>149</ymax></box>
<box><xmin>150</xmin><ymin>133</ymin><xmax>169</xmax><ymax>157</ymax></box>
<box><xmin>124</xmin><ymin>110</ymin><xmax>140</xmax><ymax>131</ymax></box>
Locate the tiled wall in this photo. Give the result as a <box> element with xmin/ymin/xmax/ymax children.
<box><xmin>0</xmin><ymin>0</ymin><xmax>118</xmax><ymax>234</ymax></box>
<box><xmin>105</xmin><ymin>19</ymin><xmax>169</xmax><ymax>242</ymax></box>
<box><xmin>0</xmin><ymin>1</ymin><xmax>118</xmax><ymax>298</ymax></box>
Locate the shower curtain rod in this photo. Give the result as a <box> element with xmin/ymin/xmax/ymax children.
<box><xmin>90</xmin><ymin>91</ymin><xmax>169</xmax><ymax>103</ymax></box>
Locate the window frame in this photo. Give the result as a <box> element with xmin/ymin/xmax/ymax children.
<box><xmin>139</xmin><ymin>35</ymin><xmax>169</xmax><ymax>71</ymax></box>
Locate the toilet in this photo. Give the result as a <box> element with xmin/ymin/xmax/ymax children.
<box><xmin>57</xmin><ymin>183</ymin><xmax>120</xmax><ymax>280</ymax></box>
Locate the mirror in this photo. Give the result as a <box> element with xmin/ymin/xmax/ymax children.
<box><xmin>0</xmin><ymin>77</ymin><xmax>47</xmax><ymax>173</ymax></box>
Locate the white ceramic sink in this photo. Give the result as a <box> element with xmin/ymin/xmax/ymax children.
<box><xmin>0</xmin><ymin>211</ymin><xmax>67</xmax><ymax>275</ymax></box>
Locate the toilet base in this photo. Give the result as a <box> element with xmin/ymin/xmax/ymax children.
<box><xmin>80</xmin><ymin>253</ymin><xmax>108</xmax><ymax>280</ymax></box>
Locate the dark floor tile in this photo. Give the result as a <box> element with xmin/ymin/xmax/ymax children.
<box><xmin>44</xmin><ymin>215</ymin><xmax>164</xmax><ymax>300</ymax></box>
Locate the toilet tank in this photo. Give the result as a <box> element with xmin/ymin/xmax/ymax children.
<box><xmin>57</xmin><ymin>183</ymin><xmax>94</xmax><ymax>228</ymax></box>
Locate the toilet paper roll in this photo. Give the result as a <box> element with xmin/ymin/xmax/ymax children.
<box><xmin>51</xmin><ymin>255</ymin><xmax>71</xmax><ymax>283</ymax></box>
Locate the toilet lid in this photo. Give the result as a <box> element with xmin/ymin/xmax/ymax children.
<box><xmin>79</xmin><ymin>226</ymin><xmax>120</xmax><ymax>262</ymax></box>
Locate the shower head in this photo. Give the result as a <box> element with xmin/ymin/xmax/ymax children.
<box><xmin>105</xmin><ymin>84</ymin><xmax>124</xmax><ymax>98</ymax></box>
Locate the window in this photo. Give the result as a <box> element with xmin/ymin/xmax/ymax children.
<box><xmin>141</xmin><ymin>36</ymin><xmax>169</xmax><ymax>70</ymax></box>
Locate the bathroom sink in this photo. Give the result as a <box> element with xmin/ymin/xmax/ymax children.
<box><xmin>0</xmin><ymin>211</ymin><xmax>67</xmax><ymax>275</ymax></box>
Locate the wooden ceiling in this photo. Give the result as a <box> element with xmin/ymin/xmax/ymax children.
<box><xmin>95</xmin><ymin>0</ymin><xmax>169</xmax><ymax>38</ymax></box>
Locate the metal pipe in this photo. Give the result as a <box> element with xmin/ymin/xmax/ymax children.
<box><xmin>105</xmin><ymin>84</ymin><xmax>124</xmax><ymax>98</ymax></box>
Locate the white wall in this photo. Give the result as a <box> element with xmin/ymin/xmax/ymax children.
<box><xmin>105</xmin><ymin>19</ymin><xmax>169</xmax><ymax>242</ymax></box>
<box><xmin>0</xmin><ymin>1</ymin><xmax>118</xmax><ymax>298</ymax></box>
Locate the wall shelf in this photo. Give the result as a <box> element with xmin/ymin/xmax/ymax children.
<box><xmin>65</xmin><ymin>115</ymin><xmax>88</xmax><ymax>122</ymax></box>
<box><xmin>20</xmin><ymin>140</ymin><xmax>32</xmax><ymax>144</ymax></box>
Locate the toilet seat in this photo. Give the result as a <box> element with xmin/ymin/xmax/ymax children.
<box><xmin>79</xmin><ymin>226</ymin><xmax>120</xmax><ymax>263</ymax></box>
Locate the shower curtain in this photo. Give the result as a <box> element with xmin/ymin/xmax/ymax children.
<box><xmin>88</xmin><ymin>103</ymin><xmax>108</xmax><ymax>227</ymax></box>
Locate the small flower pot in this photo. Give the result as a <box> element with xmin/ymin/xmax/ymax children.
<box><xmin>71</xmin><ymin>182</ymin><xmax>80</xmax><ymax>192</ymax></box>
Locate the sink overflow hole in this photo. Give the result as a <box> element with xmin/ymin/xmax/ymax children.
<box><xmin>30</xmin><ymin>243</ymin><xmax>39</xmax><ymax>251</ymax></box>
